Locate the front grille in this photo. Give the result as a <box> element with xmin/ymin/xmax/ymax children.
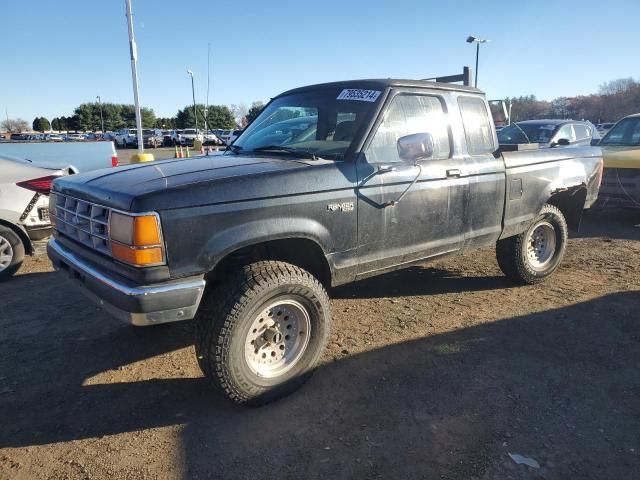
<box><xmin>53</xmin><ymin>194</ymin><xmax>112</xmax><ymax>255</ymax></box>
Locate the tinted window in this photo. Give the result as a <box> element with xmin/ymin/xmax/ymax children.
<box><xmin>600</xmin><ymin>117</ymin><xmax>640</xmax><ymax>146</ymax></box>
<box><xmin>366</xmin><ymin>94</ymin><xmax>450</xmax><ymax>164</ymax></box>
<box><xmin>458</xmin><ymin>96</ymin><xmax>494</xmax><ymax>155</ymax></box>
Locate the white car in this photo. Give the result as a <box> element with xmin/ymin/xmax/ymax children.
<box><xmin>179</xmin><ymin>129</ymin><xmax>204</xmax><ymax>146</ymax></box>
<box><xmin>114</xmin><ymin>129</ymin><xmax>138</xmax><ymax>148</ymax></box>
<box><xmin>0</xmin><ymin>155</ymin><xmax>66</xmax><ymax>280</ymax></box>
<box><xmin>66</xmin><ymin>133</ymin><xmax>86</xmax><ymax>142</ymax></box>
<box><xmin>219</xmin><ymin>129</ymin><xmax>243</xmax><ymax>145</ymax></box>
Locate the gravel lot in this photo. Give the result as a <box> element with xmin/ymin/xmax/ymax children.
<box><xmin>1</xmin><ymin>208</ymin><xmax>639</xmax><ymax>480</ymax></box>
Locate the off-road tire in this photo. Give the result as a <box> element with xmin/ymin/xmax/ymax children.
<box><xmin>0</xmin><ymin>226</ymin><xmax>25</xmax><ymax>282</ymax></box>
<box><xmin>194</xmin><ymin>261</ymin><xmax>331</xmax><ymax>405</ymax></box>
<box><xmin>496</xmin><ymin>204</ymin><xmax>568</xmax><ymax>285</ymax></box>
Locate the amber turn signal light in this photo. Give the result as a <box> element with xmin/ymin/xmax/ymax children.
<box><xmin>111</xmin><ymin>243</ymin><xmax>164</xmax><ymax>267</ymax></box>
<box><xmin>133</xmin><ymin>215</ymin><xmax>162</xmax><ymax>246</ymax></box>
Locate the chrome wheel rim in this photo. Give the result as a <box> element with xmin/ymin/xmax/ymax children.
<box><xmin>244</xmin><ymin>299</ymin><xmax>311</xmax><ymax>378</ymax></box>
<box><xmin>0</xmin><ymin>234</ymin><xmax>14</xmax><ymax>272</ymax></box>
<box><xmin>527</xmin><ymin>221</ymin><xmax>556</xmax><ymax>269</ymax></box>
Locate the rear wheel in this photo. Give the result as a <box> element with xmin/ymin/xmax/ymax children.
<box><xmin>0</xmin><ymin>226</ymin><xmax>25</xmax><ymax>282</ymax></box>
<box><xmin>195</xmin><ymin>261</ymin><xmax>331</xmax><ymax>405</ymax></box>
<box><xmin>496</xmin><ymin>204</ymin><xmax>568</xmax><ymax>284</ymax></box>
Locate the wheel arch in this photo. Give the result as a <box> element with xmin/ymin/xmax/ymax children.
<box><xmin>205</xmin><ymin>237</ymin><xmax>333</xmax><ymax>290</ymax></box>
<box><xmin>0</xmin><ymin>219</ymin><xmax>32</xmax><ymax>255</ymax></box>
<box><xmin>547</xmin><ymin>185</ymin><xmax>587</xmax><ymax>229</ymax></box>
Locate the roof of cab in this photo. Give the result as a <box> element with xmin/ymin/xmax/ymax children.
<box><xmin>276</xmin><ymin>79</ymin><xmax>483</xmax><ymax>98</ymax></box>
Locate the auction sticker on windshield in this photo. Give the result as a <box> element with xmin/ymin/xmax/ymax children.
<box><xmin>337</xmin><ymin>89</ymin><xmax>381</xmax><ymax>102</ymax></box>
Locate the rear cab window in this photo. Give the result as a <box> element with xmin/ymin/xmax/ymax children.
<box><xmin>457</xmin><ymin>96</ymin><xmax>494</xmax><ymax>155</ymax></box>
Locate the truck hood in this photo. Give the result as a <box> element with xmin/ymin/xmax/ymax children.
<box><xmin>52</xmin><ymin>155</ymin><xmax>310</xmax><ymax>211</ymax></box>
<box><xmin>602</xmin><ymin>145</ymin><xmax>640</xmax><ymax>169</ymax></box>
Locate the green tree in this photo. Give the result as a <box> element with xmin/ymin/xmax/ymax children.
<box><xmin>36</xmin><ymin>117</ymin><xmax>51</xmax><ymax>132</ymax></box>
<box><xmin>32</xmin><ymin>117</ymin><xmax>43</xmax><ymax>132</ymax></box>
<box><xmin>175</xmin><ymin>104</ymin><xmax>235</xmax><ymax>129</ymax></box>
<box><xmin>245</xmin><ymin>101</ymin><xmax>264</xmax><ymax>124</ymax></box>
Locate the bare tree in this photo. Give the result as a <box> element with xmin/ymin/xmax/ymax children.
<box><xmin>230</xmin><ymin>103</ymin><xmax>248</xmax><ymax>126</ymax></box>
<box><xmin>1</xmin><ymin>117</ymin><xmax>29</xmax><ymax>133</ymax></box>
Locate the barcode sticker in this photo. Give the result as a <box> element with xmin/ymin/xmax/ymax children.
<box><xmin>337</xmin><ymin>89</ymin><xmax>381</xmax><ymax>102</ymax></box>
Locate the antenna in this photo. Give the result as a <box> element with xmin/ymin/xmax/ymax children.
<box><xmin>205</xmin><ymin>42</ymin><xmax>210</xmax><ymax>134</ymax></box>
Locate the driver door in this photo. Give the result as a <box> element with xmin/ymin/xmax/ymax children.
<box><xmin>355</xmin><ymin>91</ymin><xmax>467</xmax><ymax>277</ymax></box>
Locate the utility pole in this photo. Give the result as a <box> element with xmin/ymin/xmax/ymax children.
<box><xmin>96</xmin><ymin>95</ymin><xmax>104</xmax><ymax>133</ymax></box>
<box><xmin>125</xmin><ymin>0</ymin><xmax>144</xmax><ymax>156</ymax></box>
<box><xmin>187</xmin><ymin>69</ymin><xmax>197</xmax><ymax>131</ymax></box>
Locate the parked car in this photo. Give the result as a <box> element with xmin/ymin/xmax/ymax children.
<box><xmin>498</xmin><ymin>119</ymin><xmax>600</xmax><ymax>148</ymax></box>
<box><xmin>179</xmin><ymin>129</ymin><xmax>203</xmax><ymax>146</ymax></box>
<box><xmin>203</xmin><ymin>130</ymin><xmax>222</xmax><ymax>145</ymax></box>
<box><xmin>66</xmin><ymin>133</ymin><xmax>86</xmax><ymax>142</ymax></box>
<box><xmin>46</xmin><ymin>134</ymin><xmax>65</xmax><ymax>142</ymax></box>
<box><xmin>596</xmin><ymin>122</ymin><xmax>616</xmax><ymax>136</ymax></box>
<box><xmin>161</xmin><ymin>130</ymin><xmax>173</xmax><ymax>147</ymax></box>
<box><xmin>114</xmin><ymin>129</ymin><xmax>138</xmax><ymax>148</ymax></box>
<box><xmin>597</xmin><ymin>113</ymin><xmax>640</xmax><ymax>207</ymax></box>
<box><xmin>10</xmin><ymin>133</ymin><xmax>31</xmax><ymax>141</ymax></box>
<box><xmin>142</xmin><ymin>129</ymin><xmax>163</xmax><ymax>148</ymax></box>
<box><xmin>219</xmin><ymin>129</ymin><xmax>243</xmax><ymax>145</ymax></box>
<box><xmin>0</xmin><ymin>155</ymin><xmax>65</xmax><ymax>280</ymax></box>
<box><xmin>48</xmin><ymin>77</ymin><xmax>602</xmax><ymax>405</ymax></box>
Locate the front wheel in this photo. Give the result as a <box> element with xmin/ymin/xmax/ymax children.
<box><xmin>195</xmin><ymin>261</ymin><xmax>331</xmax><ymax>405</ymax></box>
<box><xmin>496</xmin><ymin>204</ymin><xmax>568</xmax><ymax>284</ymax></box>
<box><xmin>0</xmin><ymin>226</ymin><xmax>26</xmax><ymax>282</ymax></box>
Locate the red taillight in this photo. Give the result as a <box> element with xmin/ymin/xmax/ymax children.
<box><xmin>16</xmin><ymin>175</ymin><xmax>59</xmax><ymax>196</ymax></box>
<box><xmin>112</xmin><ymin>155</ymin><xmax>119</xmax><ymax>167</ymax></box>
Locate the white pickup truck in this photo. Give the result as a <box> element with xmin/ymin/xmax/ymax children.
<box><xmin>0</xmin><ymin>141</ymin><xmax>118</xmax><ymax>173</ymax></box>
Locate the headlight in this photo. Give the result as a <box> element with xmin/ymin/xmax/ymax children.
<box><xmin>109</xmin><ymin>211</ymin><xmax>164</xmax><ymax>267</ymax></box>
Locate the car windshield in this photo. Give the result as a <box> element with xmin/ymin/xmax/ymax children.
<box><xmin>498</xmin><ymin>123</ymin><xmax>558</xmax><ymax>144</ymax></box>
<box><xmin>183</xmin><ymin>129</ymin><xmax>197</xmax><ymax>134</ymax></box>
<box><xmin>233</xmin><ymin>87</ymin><xmax>382</xmax><ymax>159</ymax></box>
<box><xmin>142</xmin><ymin>129</ymin><xmax>153</xmax><ymax>135</ymax></box>
<box><xmin>600</xmin><ymin>117</ymin><xmax>640</xmax><ymax>146</ymax></box>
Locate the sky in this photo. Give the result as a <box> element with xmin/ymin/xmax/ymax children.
<box><xmin>1</xmin><ymin>0</ymin><xmax>638</xmax><ymax>123</ymax></box>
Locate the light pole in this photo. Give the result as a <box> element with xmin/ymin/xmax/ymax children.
<box><xmin>96</xmin><ymin>95</ymin><xmax>104</xmax><ymax>133</ymax></box>
<box><xmin>466</xmin><ymin>35</ymin><xmax>489</xmax><ymax>88</ymax></box>
<box><xmin>125</xmin><ymin>0</ymin><xmax>145</xmax><ymax>157</ymax></box>
<box><xmin>187</xmin><ymin>69</ymin><xmax>197</xmax><ymax>131</ymax></box>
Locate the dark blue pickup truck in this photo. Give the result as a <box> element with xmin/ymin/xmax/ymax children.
<box><xmin>47</xmin><ymin>79</ymin><xmax>603</xmax><ymax>404</ymax></box>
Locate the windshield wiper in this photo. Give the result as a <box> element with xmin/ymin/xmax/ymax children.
<box><xmin>225</xmin><ymin>144</ymin><xmax>242</xmax><ymax>155</ymax></box>
<box><xmin>252</xmin><ymin>145</ymin><xmax>320</xmax><ymax>160</ymax></box>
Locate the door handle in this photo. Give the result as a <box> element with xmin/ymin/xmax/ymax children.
<box><xmin>378</xmin><ymin>165</ymin><xmax>397</xmax><ymax>174</ymax></box>
<box><xmin>446</xmin><ymin>169</ymin><xmax>461</xmax><ymax>177</ymax></box>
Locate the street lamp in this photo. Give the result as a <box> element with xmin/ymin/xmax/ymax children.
<box><xmin>466</xmin><ymin>35</ymin><xmax>489</xmax><ymax>88</ymax></box>
<box><xmin>96</xmin><ymin>95</ymin><xmax>104</xmax><ymax>133</ymax></box>
<box><xmin>187</xmin><ymin>69</ymin><xmax>197</xmax><ymax>131</ymax></box>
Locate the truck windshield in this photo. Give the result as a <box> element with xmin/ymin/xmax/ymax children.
<box><xmin>600</xmin><ymin>117</ymin><xmax>640</xmax><ymax>146</ymax></box>
<box><xmin>233</xmin><ymin>87</ymin><xmax>383</xmax><ymax>159</ymax></box>
<box><xmin>498</xmin><ymin>123</ymin><xmax>558</xmax><ymax>144</ymax></box>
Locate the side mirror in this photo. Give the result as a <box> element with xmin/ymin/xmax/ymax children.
<box><xmin>397</xmin><ymin>132</ymin><xmax>434</xmax><ymax>162</ymax></box>
<box><xmin>556</xmin><ymin>138</ymin><xmax>571</xmax><ymax>146</ymax></box>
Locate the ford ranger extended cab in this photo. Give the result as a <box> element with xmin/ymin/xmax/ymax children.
<box><xmin>47</xmin><ymin>78</ymin><xmax>603</xmax><ymax>405</ymax></box>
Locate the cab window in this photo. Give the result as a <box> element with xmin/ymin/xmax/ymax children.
<box><xmin>366</xmin><ymin>94</ymin><xmax>450</xmax><ymax>164</ymax></box>
<box><xmin>458</xmin><ymin>96</ymin><xmax>494</xmax><ymax>155</ymax></box>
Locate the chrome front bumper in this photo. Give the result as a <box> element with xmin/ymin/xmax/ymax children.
<box><xmin>47</xmin><ymin>239</ymin><xmax>205</xmax><ymax>326</ymax></box>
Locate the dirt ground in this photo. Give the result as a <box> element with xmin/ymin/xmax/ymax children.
<box><xmin>1</xmin><ymin>208</ymin><xmax>639</xmax><ymax>480</ymax></box>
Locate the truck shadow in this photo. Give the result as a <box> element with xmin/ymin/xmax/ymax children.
<box><xmin>332</xmin><ymin>266</ymin><xmax>509</xmax><ymax>299</ymax></box>
<box><xmin>1</xmin><ymin>270</ymin><xmax>638</xmax><ymax>478</ymax></box>
<box><xmin>575</xmin><ymin>206</ymin><xmax>640</xmax><ymax>240</ymax></box>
